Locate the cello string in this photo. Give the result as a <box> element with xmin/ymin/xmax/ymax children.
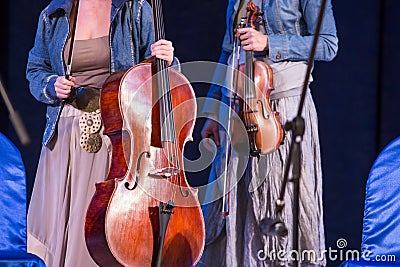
<box><xmin>153</xmin><ymin>0</ymin><xmax>169</xmax><ymax>148</ymax></box>
<box><xmin>154</xmin><ymin>0</ymin><xmax>179</xmax><ymax>199</ymax></box>
<box><xmin>158</xmin><ymin>0</ymin><xmax>181</xmax><ymax>195</ymax></box>
<box><xmin>157</xmin><ymin>0</ymin><xmax>173</xmax><ymax>147</ymax></box>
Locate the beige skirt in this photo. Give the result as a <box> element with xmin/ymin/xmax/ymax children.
<box><xmin>27</xmin><ymin>105</ymin><xmax>111</xmax><ymax>267</ymax></box>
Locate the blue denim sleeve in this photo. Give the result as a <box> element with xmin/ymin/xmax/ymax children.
<box><xmin>268</xmin><ymin>0</ymin><xmax>338</xmax><ymax>62</ymax></box>
<box><xmin>26</xmin><ymin>10</ymin><xmax>61</xmax><ymax>105</ymax></box>
<box><xmin>138</xmin><ymin>1</ymin><xmax>154</xmax><ymax>61</ymax></box>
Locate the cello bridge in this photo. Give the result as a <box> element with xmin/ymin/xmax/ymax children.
<box><xmin>148</xmin><ymin>167</ymin><xmax>179</xmax><ymax>179</ymax></box>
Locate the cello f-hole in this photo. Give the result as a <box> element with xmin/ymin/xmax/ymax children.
<box><xmin>125</xmin><ymin>151</ymin><xmax>151</xmax><ymax>191</ymax></box>
<box><xmin>177</xmin><ymin>173</ymin><xmax>190</xmax><ymax>198</ymax></box>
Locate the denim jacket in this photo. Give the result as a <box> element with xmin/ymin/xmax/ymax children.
<box><xmin>203</xmin><ymin>0</ymin><xmax>339</xmax><ymax>114</ymax></box>
<box><xmin>26</xmin><ymin>0</ymin><xmax>155</xmax><ymax>147</ymax></box>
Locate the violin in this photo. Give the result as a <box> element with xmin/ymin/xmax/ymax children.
<box><xmin>235</xmin><ymin>1</ymin><xmax>283</xmax><ymax>156</ymax></box>
<box><xmin>84</xmin><ymin>0</ymin><xmax>205</xmax><ymax>265</ymax></box>
<box><xmin>221</xmin><ymin>1</ymin><xmax>284</xmax><ymax>214</ymax></box>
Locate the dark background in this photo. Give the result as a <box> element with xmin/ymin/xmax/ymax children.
<box><xmin>1</xmin><ymin>0</ymin><xmax>399</xmax><ymax>266</ymax></box>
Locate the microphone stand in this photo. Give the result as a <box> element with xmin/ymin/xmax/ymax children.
<box><xmin>0</xmin><ymin>75</ymin><xmax>31</xmax><ymax>145</ymax></box>
<box><xmin>260</xmin><ymin>0</ymin><xmax>328</xmax><ymax>266</ymax></box>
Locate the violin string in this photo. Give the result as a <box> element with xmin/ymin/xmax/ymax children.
<box><xmin>244</xmin><ymin>3</ymin><xmax>257</xmax><ymax>128</ymax></box>
<box><xmin>243</xmin><ymin>9</ymin><xmax>248</xmax><ymax>124</ymax></box>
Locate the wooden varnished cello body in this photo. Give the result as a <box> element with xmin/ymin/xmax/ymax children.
<box><xmin>84</xmin><ymin>0</ymin><xmax>205</xmax><ymax>266</ymax></box>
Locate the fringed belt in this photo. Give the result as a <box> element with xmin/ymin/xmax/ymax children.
<box><xmin>67</xmin><ymin>86</ymin><xmax>100</xmax><ymax>113</ymax></box>
<box><xmin>66</xmin><ymin>87</ymin><xmax>102</xmax><ymax>153</ymax></box>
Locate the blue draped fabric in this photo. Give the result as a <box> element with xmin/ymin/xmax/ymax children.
<box><xmin>0</xmin><ymin>252</ymin><xmax>44</xmax><ymax>267</ymax></box>
<box><xmin>342</xmin><ymin>259</ymin><xmax>398</xmax><ymax>267</ymax></box>
<box><xmin>0</xmin><ymin>132</ymin><xmax>45</xmax><ymax>266</ymax></box>
<box><xmin>0</xmin><ymin>133</ymin><xmax>27</xmax><ymax>252</ymax></box>
<box><xmin>341</xmin><ymin>136</ymin><xmax>400</xmax><ymax>266</ymax></box>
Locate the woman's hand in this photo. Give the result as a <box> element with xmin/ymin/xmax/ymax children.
<box><xmin>201</xmin><ymin>118</ymin><xmax>220</xmax><ymax>149</ymax></box>
<box><xmin>236</xmin><ymin>28</ymin><xmax>268</xmax><ymax>52</ymax></box>
<box><xmin>54</xmin><ymin>76</ymin><xmax>76</xmax><ymax>99</ymax></box>
<box><xmin>151</xmin><ymin>39</ymin><xmax>174</xmax><ymax>66</ymax></box>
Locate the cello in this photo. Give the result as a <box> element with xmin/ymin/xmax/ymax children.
<box><xmin>84</xmin><ymin>0</ymin><xmax>205</xmax><ymax>265</ymax></box>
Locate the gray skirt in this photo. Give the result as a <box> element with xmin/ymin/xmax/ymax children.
<box><xmin>27</xmin><ymin>105</ymin><xmax>110</xmax><ymax>267</ymax></box>
<box><xmin>198</xmin><ymin>89</ymin><xmax>325</xmax><ymax>267</ymax></box>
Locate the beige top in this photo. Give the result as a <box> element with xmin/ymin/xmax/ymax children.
<box><xmin>28</xmin><ymin>37</ymin><xmax>112</xmax><ymax>267</ymax></box>
<box><xmin>63</xmin><ymin>36</ymin><xmax>110</xmax><ymax>89</ymax></box>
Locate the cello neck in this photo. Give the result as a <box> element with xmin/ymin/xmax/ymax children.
<box><xmin>152</xmin><ymin>0</ymin><xmax>166</xmax><ymax>41</ymax></box>
<box><xmin>151</xmin><ymin>0</ymin><xmax>168</xmax><ymax>71</ymax></box>
<box><xmin>150</xmin><ymin>0</ymin><xmax>176</xmax><ymax>144</ymax></box>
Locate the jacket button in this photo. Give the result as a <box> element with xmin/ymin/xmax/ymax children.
<box><xmin>276</xmin><ymin>52</ymin><xmax>281</xmax><ymax>60</ymax></box>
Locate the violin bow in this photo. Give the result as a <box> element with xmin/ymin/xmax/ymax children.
<box><xmin>64</xmin><ymin>0</ymin><xmax>80</xmax><ymax>102</ymax></box>
<box><xmin>65</xmin><ymin>0</ymin><xmax>80</xmax><ymax>80</ymax></box>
